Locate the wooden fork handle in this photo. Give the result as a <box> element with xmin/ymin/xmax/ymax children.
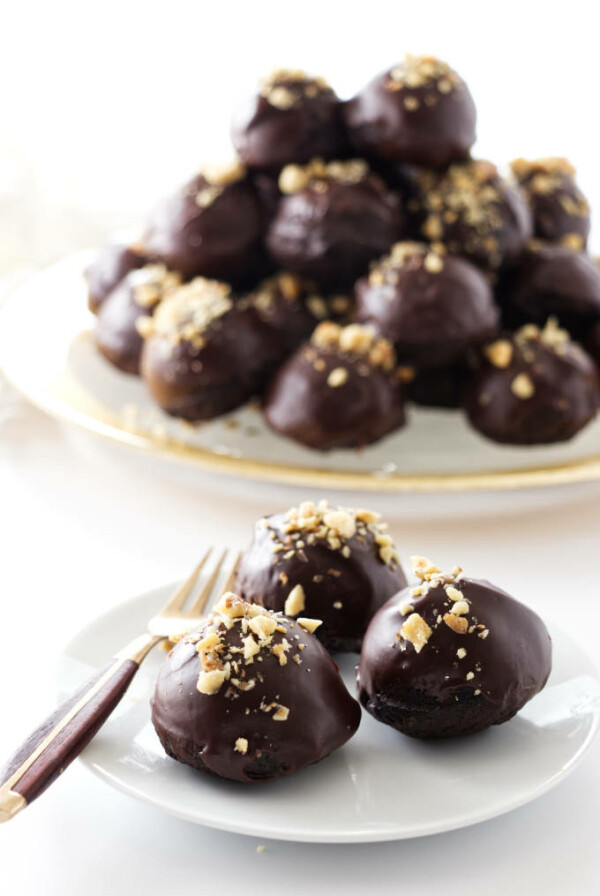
<box><xmin>0</xmin><ymin>632</ymin><xmax>161</xmax><ymax>822</ymax></box>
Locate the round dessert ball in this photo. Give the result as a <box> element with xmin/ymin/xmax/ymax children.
<box><xmin>235</xmin><ymin>501</ymin><xmax>408</xmax><ymax>653</ymax></box>
<box><xmin>343</xmin><ymin>54</ymin><xmax>476</xmax><ymax>170</ymax></box>
<box><xmin>140</xmin><ymin>277</ymin><xmax>279</xmax><ymax>421</ymax></box>
<box><xmin>232</xmin><ymin>69</ymin><xmax>348</xmax><ymax>172</ymax></box>
<box><xmin>143</xmin><ymin>160</ymin><xmax>267</xmax><ymax>285</ymax></box>
<box><xmin>357</xmin><ymin>556</ymin><xmax>552</xmax><ymax>739</ymax></box>
<box><xmin>266</xmin><ymin>159</ymin><xmax>403</xmax><ymax>289</ymax></box>
<box><xmin>263</xmin><ymin>322</ymin><xmax>407</xmax><ymax>450</ymax></box>
<box><xmin>406</xmin><ymin>361</ymin><xmax>471</xmax><ymax>409</ymax></box>
<box><xmin>500</xmin><ymin>243</ymin><xmax>600</xmax><ymax>339</ymax></box>
<box><xmin>464</xmin><ymin>320</ymin><xmax>600</xmax><ymax>445</ymax></box>
<box><xmin>355</xmin><ymin>242</ymin><xmax>499</xmax><ymax>367</ymax></box>
<box><xmin>416</xmin><ymin>160</ymin><xmax>532</xmax><ymax>272</ymax></box>
<box><xmin>510</xmin><ymin>157</ymin><xmax>590</xmax><ymax>249</ymax></box>
<box><xmin>249</xmin><ymin>272</ymin><xmax>325</xmax><ymax>352</ymax></box>
<box><xmin>151</xmin><ymin>592</ymin><xmax>361</xmax><ymax>782</ymax></box>
<box><xmin>94</xmin><ymin>264</ymin><xmax>181</xmax><ymax>374</ymax></box>
<box><xmin>85</xmin><ymin>243</ymin><xmax>149</xmax><ymax>315</ymax></box>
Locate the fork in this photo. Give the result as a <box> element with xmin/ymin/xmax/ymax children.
<box><xmin>0</xmin><ymin>547</ymin><xmax>240</xmax><ymax>823</ymax></box>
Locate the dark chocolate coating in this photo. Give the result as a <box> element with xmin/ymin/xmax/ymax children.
<box><xmin>232</xmin><ymin>77</ymin><xmax>348</xmax><ymax>172</ymax></box>
<box><xmin>343</xmin><ymin>65</ymin><xmax>476</xmax><ymax>169</ymax></box>
<box><xmin>417</xmin><ymin>162</ymin><xmax>532</xmax><ymax>272</ymax></box>
<box><xmin>85</xmin><ymin>244</ymin><xmax>148</xmax><ymax>315</ymax></box>
<box><xmin>143</xmin><ymin>173</ymin><xmax>267</xmax><ymax>285</ymax></box>
<box><xmin>512</xmin><ymin>162</ymin><xmax>590</xmax><ymax>247</ymax></box>
<box><xmin>407</xmin><ymin>361</ymin><xmax>471</xmax><ymax>409</ymax></box>
<box><xmin>250</xmin><ymin>273</ymin><xmax>321</xmax><ymax>352</ymax></box>
<box><xmin>355</xmin><ymin>251</ymin><xmax>499</xmax><ymax>367</ymax></box>
<box><xmin>585</xmin><ymin>319</ymin><xmax>600</xmax><ymax>368</ymax></box>
<box><xmin>141</xmin><ymin>303</ymin><xmax>280</xmax><ymax>422</ymax></box>
<box><xmin>236</xmin><ymin>512</ymin><xmax>408</xmax><ymax>652</ymax></box>
<box><xmin>151</xmin><ymin>613</ymin><xmax>361</xmax><ymax>782</ymax></box>
<box><xmin>357</xmin><ymin>577</ymin><xmax>552</xmax><ymax>738</ymax></box>
<box><xmin>263</xmin><ymin>341</ymin><xmax>406</xmax><ymax>450</ymax></box>
<box><xmin>464</xmin><ymin>331</ymin><xmax>600</xmax><ymax>445</ymax></box>
<box><xmin>94</xmin><ymin>266</ymin><xmax>178</xmax><ymax>374</ymax></box>
<box><xmin>266</xmin><ymin>173</ymin><xmax>403</xmax><ymax>289</ymax></box>
<box><xmin>500</xmin><ymin>245</ymin><xmax>600</xmax><ymax>338</ymax></box>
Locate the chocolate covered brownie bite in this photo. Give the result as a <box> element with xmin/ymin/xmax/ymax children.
<box><xmin>236</xmin><ymin>500</ymin><xmax>407</xmax><ymax>653</ymax></box>
<box><xmin>500</xmin><ymin>242</ymin><xmax>600</xmax><ymax>338</ymax></box>
<box><xmin>357</xmin><ymin>556</ymin><xmax>552</xmax><ymax>738</ymax></box>
<box><xmin>355</xmin><ymin>242</ymin><xmax>499</xmax><ymax>368</ymax></box>
<box><xmin>344</xmin><ymin>54</ymin><xmax>476</xmax><ymax>170</ymax></box>
<box><xmin>232</xmin><ymin>69</ymin><xmax>348</xmax><ymax>172</ymax></box>
<box><xmin>464</xmin><ymin>319</ymin><xmax>600</xmax><ymax>444</ymax></box>
<box><xmin>416</xmin><ymin>160</ymin><xmax>532</xmax><ymax>272</ymax></box>
<box><xmin>263</xmin><ymin>322</ymin><xmax>407</xmax><ymax>449</ymax></box>
<box><xmin>85</xmin><ymin>243</ymin><xmax>149</xmax><ymax>315</ymax></box>
<box><xmin>94</xmin><ymin>263</ymin><xmax>181</xmax><ymax>374</ymax></box>
<box><xmin>266</xmin><ymin>159</ymin><xmax>403</xmax><ymax>289</ymax></box>
<box><xmin>510</xmin><ymin>157</ymin><xmax>590</xmax><ymax>249</ymax></box>
<box><xmin>140</xmin><ymin>277</ymin><xmax>279</xmax><ymax>421</ymax></box>
<box><xmin>152</xmin><ymin>593</ymin><xmax>360</xmax><ymax>782</ymax></box>
<box><xmin>143</xmin><ymin>160</ymin><xmax>267</xmax><ymax>285</ymax></box>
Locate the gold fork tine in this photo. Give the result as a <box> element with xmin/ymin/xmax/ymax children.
<box><xmin>220</xmin><ymin>550</ymin><xmax>242</xmax><ymax>596</ymax></box>
<box><xmin>160</xmin><ymin>547</ymin><xmax>213</xmax><ymax>614</ymax></box>
<box><xmin>185</xmin><ymin>548</ymin><xmax>228</xmax><ymax>617</ymax></box>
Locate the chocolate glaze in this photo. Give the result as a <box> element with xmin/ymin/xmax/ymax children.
<box><xmin>94</xmin><ymin>265</ymin><xmax>180</xmax><ymax>374</ymax></box>
<box><xmin>250</xmin><ymin>272</ymin><xmax>322</xmax><ymax>352</ymax></box>
<box><xmin>140</xmin><ymin>279</ymin><xmax>280</xmax><ymax>421</ymax></box>
<box><xmin>266</xmin><ymin>165</ymin><xmax>403</xmax><ymax>289</ymax></box>
<box><xmin>263</xmin><ymin>323</ymin><xmax>406</xmax><ymax>450</ymax></box>
<box><xmin>151</xmin><ymin>595</ymin><xmax>361</xmax><ymax>782</ymax></box>
<box><xmin>85</xmin><ymin>244</ymin><xmax>149</xmax><ymax>315</ymax></box>
<box><xmin>585</xmin><ymin>319</ymin><xmax>600</xmax><ymax>368</ymax></box>
<box><xmin>416</xmin><ymin>161</ymin><xmax>532</xmax><ymax>272</ymax></box>
<box><xmin>355</xmin><ymin>244</ymin><xmax>499</xmax><ymax>367</ymax></box>
<box><xmin>232</xmin><ymin>72</ymin><xmax>348</xmax><ymax>172</ymax></box>
<box><xmin>343</xmin><ymin>57</ymin><xmax>476</xmax><ymax>169</ymax></box>
<box><xmin>143</xmin><ymin>170</ymin><xmax>268</xmax><ymax>285</ymax></box>
<box><xmin>464</xmin><ymin>323</ymin><xmax>600</xmax><ymax>445</ymax></box>
<box><xmin>511</xmin><ymin>158</ymin><xmax>590</xmax><ymax>248</ymax></box>
<box><xmin>235</xmin><ymin>504</ymin><xmax>408</xmax><ymax>653</ymax></box>
<box><xmin>500</xmin><ymin>244</ymin><xmax>600</xmax><ymax>338</ymax></box>
<box><xmin>357</xmin><ymin>573</ymin><xmax>552</xmax><ymax>738</ymax></box>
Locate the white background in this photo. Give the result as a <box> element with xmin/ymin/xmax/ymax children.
<box><xmin>1</xmin><ymin>1</ymin><xmax>600</xmax><ymax>892</ymax></box>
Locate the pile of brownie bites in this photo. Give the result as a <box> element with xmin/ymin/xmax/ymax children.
<box><xmin>151</xmin><ymin>501</ymin><xmax>552</xmax><ymax>782</ymax></box>
<box><xmin>86</xmin><ymin>54</ymin><xmax>600</xmax><ymax>449</ymax></box>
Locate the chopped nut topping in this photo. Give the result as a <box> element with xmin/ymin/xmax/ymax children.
<box><xmin>278</xmin><ymin>158</ymin><xmax>369</xmax><ymax>194</ymax></box>
<box><xmin>327</xmin><ymin>366</ymin><xmax>348</xmax><ymax>388</ymax></box>
<box><xmin>456</xmin><ymin>647</ymin><xmax>467</xmax><ymax>659</ymax></box>
<box><xmin>485</xmin><ymin>339</ymin><xmax>513</xmax><ymax>369</ymax></box>
<box><xmin>284</xmin><ymin>584</ymin><xmax>306</xmax><ymax>617</ymax></box>
<box><xmin>311</xmin><ymin>322</ymin><xmax>396</xmax><ymax>372</ymax></box>
<box><xmin>387</xmin><ymin>55</ymin><xmax>462</xmax><ymax>93</ymax></box>
<box><xmin>466</xmin><ymin>671</ymin><xmax>475</xmax><ymax>681</ymax></box>
<box><xmin>446</xmin><ymin>585</ymin><xmax>464</xmax><ymax>602</ymax></box>
<box><xmin>234</xmin><ymin>737</ymin><xmax>248</xmax><ymax>754</ymax></box>
<box><xmin>201</xmin><ymin>158</ymin><xmax>246</xmax><ymax>187</ymax></box>
<box><xmin>141</xmin><ymin>278</ymin><xmax>232</xmax><ymax>349</ymax></box>
<box><xmin>400</xmin><ymin>613</ymin><xmax>433</xmax><ymax>653</ymax></box>
<box><xmin>272</xmin><ymin>704</ymin><xmax>290</xmax><ymax>721</ymax></box>
<box><xmin>443</xmin><ymin>613</ymin><xmax>468</xmax><ymax>634</ymax></box>
<box><xmin>297</xmin><ymin>617</ymin><xmax>322</xmax><ymax>634</ymax></box>
<box><xmin>197</xmin><ymin>669</ymin><xmax>227</xmax><ymax>695</ymax></box>
<box><xmin>399</xmin><ymin>601</ymin><xmax>414</xmax><ymax>616</ymax></box>
<box><xmin>129</xmin><ymin>264</ymin><xmax>181</xmax><ymax>309</ymax></box>
<box><xmin>450</xmin><ymin>600</ymin><xmax>470</xmax><ymax>616</ymax></box>
<box><xmin>259</xmin><ymin>70</ymin><xmax>331</xmax><ymax>110</ymax></box>
<box><xmin>511</xmin><ymin>372</ymin><xmax>535</xmax><ymax>400</ymax></box>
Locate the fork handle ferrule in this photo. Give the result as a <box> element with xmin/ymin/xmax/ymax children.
<box><xmin>0</xmin><ymin>632</ymin><xmax>163</xmax><ymax>821</ymax></box>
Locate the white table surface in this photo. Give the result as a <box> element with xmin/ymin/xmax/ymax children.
<box><xmin>0</xmin><ymin>382</ymin><xmax>599</xmax><ymax>894</ymax></box>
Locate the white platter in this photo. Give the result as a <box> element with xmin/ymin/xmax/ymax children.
<box><xmin>56</xmin><ymin>582</ymin><xmax>600</xmax><ymax>843</ymax></box>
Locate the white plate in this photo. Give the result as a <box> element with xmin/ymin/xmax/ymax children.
<box><xmin>56</xmin><ymin>582</ymin><xmax>600</xmax><ymax>843</ymax></box>
<box><xmin>3</xmin><ymin>251</ymin><xmax>600</xmax><ymax>493</ymax></box>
